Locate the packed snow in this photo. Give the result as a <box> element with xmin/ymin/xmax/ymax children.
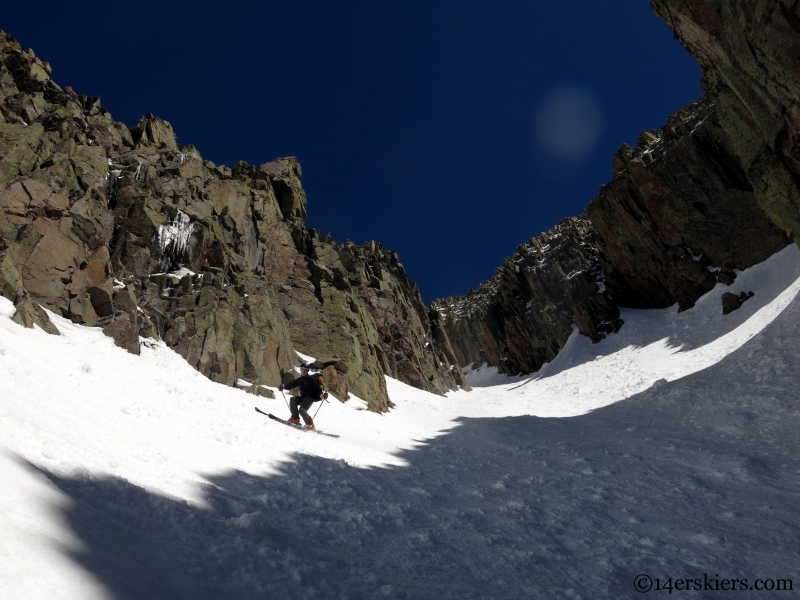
<box><xmin>2</xmin><ymin>246</ymin><xmax>800</xmax><ymax>598</ymax></box>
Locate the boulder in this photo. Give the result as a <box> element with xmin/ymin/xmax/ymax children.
<box><xmin>722</xmin><ymin>291</ymin><xmax>754</xmax><ymax>315</ymax></box>
<box><xmin>254</xmin><ymin>386</ymin><xmax>274</xmax><ymax>399</ymax></box>
<box><xmin>11</xmin><ymin>295</ymin><xmax>59</xmax><ymax>334</ymax></box>
<box><xmin>100</xmin><ymin>312</ymin><xmax>140</xmax><ymax>354</ymax></box>
<box><xmin>721</xmin><ymin>292</ymin><xmax>742</xmax><ymax>315</ymax></box>
<box><xmin>238</xmin><ymin>381</ymin><xmax>275</xmax><ymax>399</ymax></box>
<box><xmin>312</xmin><ymin>356</ymin><xmax>342</xmax><ymax>370</ymax></box>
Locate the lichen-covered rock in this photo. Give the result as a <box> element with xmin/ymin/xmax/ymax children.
<box><xmin>333</xmin><ymin>239</ymin><xmax>469</xmax><ymax>395</ymax></box>
<box><xmin>130</xmin><ymin>113</ymin><xmax>177</xmax><ymax>149</ymax></box>
<box><xmin>0</xmin><ymin>30</ymin><xmax>464</xmax><ymax>410</ymax></box>
<box><xmin>258</xmin><ymin>157</ymin><xmax>307</xmax><ymax>221</ymax></box>
<box><xmin>321</xmin><ymin>364</ymin><xmax>348</xmax><ymax>401</ymax></box>
<box><xmin>100</xmin><ymin>311</ymin><xmax>139</xmax><ymax>354</ymax></box>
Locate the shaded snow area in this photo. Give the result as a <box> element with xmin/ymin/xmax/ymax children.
<box><xmin>2</xmin><ymin>247</ymin><xmax>800</xmax><ymax>599</ymax></box>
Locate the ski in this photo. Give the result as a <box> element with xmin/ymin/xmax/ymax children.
<box><xmin>255</xmin><ymin>407</ymin><xmax>340</xmax><ymax>438</ymax></box>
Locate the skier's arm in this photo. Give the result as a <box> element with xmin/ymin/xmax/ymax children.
<box><xmin>280</xmin><ymin>377</ymin><xmax>301</xmax><ymax>391</ymax></box>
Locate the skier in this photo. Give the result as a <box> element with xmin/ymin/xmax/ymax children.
<box><xmin>279</xmin><ymin>363</ymin><xmax>324</xmax><ymax>430</ymax></box>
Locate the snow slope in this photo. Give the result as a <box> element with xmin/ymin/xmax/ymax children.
<box><xmin>2</xmin><ymin>246</ymin><xmax>800</xmax><ymax>599</ymax></box>
<box><xmin>458</xmin><ymin>243</ymin><xmax>800</xmax><ymax>417</ymax></box>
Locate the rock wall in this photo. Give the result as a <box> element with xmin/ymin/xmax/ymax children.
<box><xmin>431</xmin><ymin>218</ymin><xmax>623</xmax><ymax>375</ymax></box>
<box><xmin>650</xmin><ymin>0</ymin><xmax>800</xmax><ymax>245</ymax></box>
<box><xmin>0</xmin><ymin>31</ymin><xmax>465</xmax><ymax>411</ymax></box>
<box><xmin>432</xmin><ymin>1</ymin><xmax>798</xmax><ymax>375</ymax></box>
<box><xmin>586</xmin><ymin>97</ymin><xmax>790</xmax><ymax>311</ymax></box>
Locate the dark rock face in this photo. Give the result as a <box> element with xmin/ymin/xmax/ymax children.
<box><xmin>0</xmin><ymin>31</ymin><xmax>464</xmax><ymax>411</ymax></box>
<box><xmin>333</xmin><ymin>240</ymin><xmax>469</xmax><ymax>395</ymax></box>
<box><xmin>431</xmin><ymin>2</ymin><xmax>798</xmax><ymax>375</ymax></box>
<box><xmin>651</xmin><ymin>0</ymin><xmax>800</xmax><ymax>246</ymax></box>
<box><xmin>722</xmin><ymin>290</ymin><xmax>754</xmax><ymax>315</ymax></box>
<box><xmin>588</xmin><ymin>0</ymin><xmax>800</xmax><ymax>311</ymax></box>
<box><xmin>431</xmin><ymin>218</ymin><xmax>623</xmax><ymax>376</ymax></box>
<box><xmin>587</xmin><ymin>98</ymin><xmax>790</xmax><ymax>311</ymax></box>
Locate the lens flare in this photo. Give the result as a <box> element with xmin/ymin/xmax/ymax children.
<box><xmin>534</xmin><ymin>85</ymin><xmax>604</xmax><ymax>161</ymax></box>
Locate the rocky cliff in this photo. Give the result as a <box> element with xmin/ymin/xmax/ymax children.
<box><xmin>431</xmin><ymin>217</ymin><xmax>623</xmax><ymax>375</ymax></box>
<box><xmin>4</xmin><ymin>0</ymin><xmax>800</xmax><ymax>400</ymax></box>
<box><xmin>433</xmin><ymin>0</ymin><xmax>798</xmax><ymax>375</ymax></box>
<box><xmin>0</xmin><ymin>31</ymin><xmax>467</xmax><ymax>411</ymax></box>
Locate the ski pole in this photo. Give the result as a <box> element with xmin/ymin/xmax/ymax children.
<box><xmin>280</xmin><ymin>389</ymin><xmax>290</xmax><ymax>410</ymax></box>
<box><xmin>312</xmin><ymin>394</ymin><xmax>329</xmax><ymax>419</ymax></box>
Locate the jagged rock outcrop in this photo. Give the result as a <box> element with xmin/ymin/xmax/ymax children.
<box><xmin>650</xmin><ymin>0</ymin><xmax>800</xmax><ymax>245</ymax></box>
<box><xmin>431</xmin><ymin>218</ymin><xmax>623</xmax><ymax>375</ymax></box>
<box><xmin>587</xmin><ymin>97</ymin><xmax>790</xmax><ymax>310</ymax></box>
<box><xmin>432</xmin><ymin>1</ymin><xmax>799</xmax><ymax>375</ymax></box>
<box><xmin>334</xmin><ymin>240</ymin><xmax>469</xmax><ymax>393</ymax></box>
<box><xmin>0</xmin><ymin>31</ymin><xmax>466</xmax><ymax>411</ymax></box>
<box><xmin>592</xmin><ymin>0</ymin><xmax>800</xmax><ymax>312</ymax></box>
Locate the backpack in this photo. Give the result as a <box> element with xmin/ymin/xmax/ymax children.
<box><xmin>314</xmin><ymin>373</ymin><xmax>329</xmax><ymax>400</ymax></box>
<box><xmin>314</xmin><ymin>373</ymin><xmax>325</xmax><ymax>391</ymax></box>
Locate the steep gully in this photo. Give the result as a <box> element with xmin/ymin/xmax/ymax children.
<box><xmin>1</xmin><ymin>0</ymin><xmax>799</xmax><ymax>408</ymax></box>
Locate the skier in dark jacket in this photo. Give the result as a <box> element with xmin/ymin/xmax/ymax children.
<box><xmin>279</xmin><ymin>363</ymin><xmax>323</xmax><ymax>430</ymax></box>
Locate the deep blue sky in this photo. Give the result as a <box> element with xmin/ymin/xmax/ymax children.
<box><xmin>2</xmin><ymin>1</ymin><xmax>702</xmax><ymax>303</ymax></box>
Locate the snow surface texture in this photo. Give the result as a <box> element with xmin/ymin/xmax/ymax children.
<box><xmin>2</xmin><ymin>246</ymin><xmax>800</xmax><ymax>599</ymax></box>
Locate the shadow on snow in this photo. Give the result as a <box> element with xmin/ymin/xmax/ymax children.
<box><xmin>20</xmin><ymin>297</ymin><xmax>800</xmax><ymax>599</ymax></box>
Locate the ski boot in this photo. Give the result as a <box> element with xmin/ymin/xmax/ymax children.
<box><xmin>287</xmin><ymin>418</ymin><xmax>301</xmax><ymax>425</ymax></box>
<box><xmin>303</xmin><ymin>424</ymin><xmax>316</xmax><ymax>430</ymax></box>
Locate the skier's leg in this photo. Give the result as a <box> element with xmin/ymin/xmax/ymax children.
<box><xmin>298</xmin><ymin>398</ymin><xmax>315</xmax><ymax>425</ymax></box>
<box><xmin>289</xmin><ymin>397</ymin><xmax>301</xmax><ymax>421</ymax></box>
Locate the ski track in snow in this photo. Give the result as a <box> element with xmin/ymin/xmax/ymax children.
<box><xmin>1</xmin><ymin>246</ymin><xmax>800</xmax><ymax>598</ymax></box>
